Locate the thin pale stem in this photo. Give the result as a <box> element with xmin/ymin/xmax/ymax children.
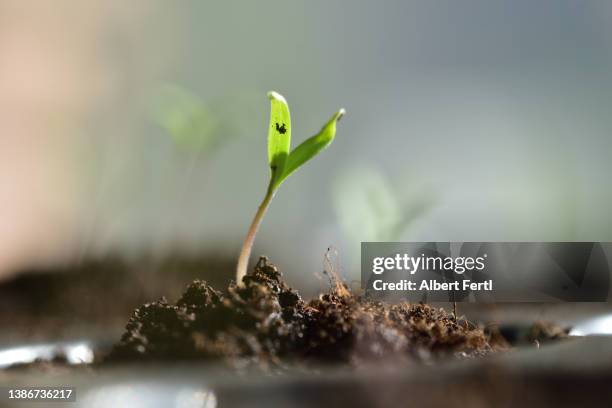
<box><xmin>236</xmin><ymin>182</ymin><xmax>276</xmax><ymax>284</ymax></box>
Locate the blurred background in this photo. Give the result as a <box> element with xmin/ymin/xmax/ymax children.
<box><xmin>1</xmin><ymin>1</ymin><xmax>612</xmax><ymax>334</ymax></box>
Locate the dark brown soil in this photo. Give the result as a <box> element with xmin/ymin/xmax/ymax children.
<box><xmin>0</xmin><ymin>254</ymin><xmax>236</xmax><ymax>342</ymax></box>
<box><xmin>108</xmin><ymin>257</ymin><xmax>517</xmax><ymax>370</ymax></box>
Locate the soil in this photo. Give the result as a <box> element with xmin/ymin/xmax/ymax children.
<box><xmin>107</xmin><ymin>257</ymin><xmax>537</xmax><ymax>370</ymax></box>
<box><xmin>0</xmin><ymin>254</ymin><xmax>235</xmax><ymax>342</ymax></box>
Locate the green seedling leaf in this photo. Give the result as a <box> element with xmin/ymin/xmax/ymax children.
<box><xmin>272</xmin><ymin>108</ymin><xmax>346</xmax><ymax>189</ymax></box>
<box><xmin>267</xmin><ymin>91</ymin><xmax>291</xmax><ymax>186</ymax></box>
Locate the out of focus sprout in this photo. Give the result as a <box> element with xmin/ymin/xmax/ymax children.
<box><xmin>333</xmin><ymin>166</ymin><xmax>433</xmax><ymax>242</ymax></box>
<box><xmin>149</xmin><ymin>84</ymin><xmax>222</xmax><ymax>152</ymax></box>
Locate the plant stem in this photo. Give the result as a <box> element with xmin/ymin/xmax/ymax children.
<box><xmin>236</xmin><ymin>182</ymin><xmax>276</xmax><ymax>284</ymax></box>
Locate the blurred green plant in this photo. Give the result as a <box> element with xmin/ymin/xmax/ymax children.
<box><xmin>149</xmin><ymin>84</ymin><xmax>223</xmax><ymax>152</ymax></box>
<box><xmin>236</xmin><ymin>91</ymin><xmax>346</xmax><ymax>284</ymax></box>
<box><xmin>333</xmin><ymin>166</ymin><xmax>434</xmax><ymax>242</ymax></box>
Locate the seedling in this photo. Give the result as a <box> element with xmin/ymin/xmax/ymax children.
<box><xmin>236</xmin><ymin>91</ymin><xmax>345</xmax><ymax>284</ymax></box>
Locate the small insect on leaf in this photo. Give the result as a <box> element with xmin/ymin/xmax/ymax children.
<box><xmin>267</xmin><ymin>91</ymin><xmax>291</xmax><ymax>185</ymax></box>
<box><xmin>275</xmin><ymin>122</ymin><xmax>287</xmax><ymax>134</ymax></box>
<box><xmin>273</xmin><ymin>108</ymin><xmax>346</xmax><ymax>188</ymax></box>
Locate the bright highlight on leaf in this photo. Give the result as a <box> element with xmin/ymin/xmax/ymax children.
<box><xmin>236</xmin><ymin>91</ymin><xmax>346</xmax><ymax>284</ymax></box>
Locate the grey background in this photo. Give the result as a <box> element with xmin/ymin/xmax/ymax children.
<box><xmin>2</xmin><ymin>1</ymin><xmax>612</xmax><ymax>291</ymax></box>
